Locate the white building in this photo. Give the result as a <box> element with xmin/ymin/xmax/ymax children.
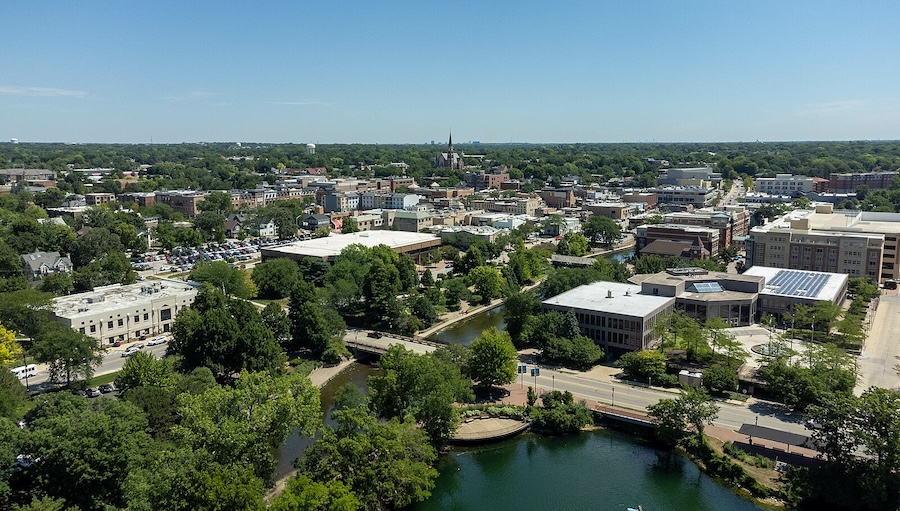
<box><xmin>52</xmin><ymin>281</ymin><xmax>198</xmax><ymax>345</ymax></box>
<box><xmin>754</xmin><ymin>174</ymin><xmax>815</xmax><ymax>195</ymax></box>
<box><xmin>542</xmin><ymin>281</ymin><xmax>675</xmax><ymax>353</ymax></box>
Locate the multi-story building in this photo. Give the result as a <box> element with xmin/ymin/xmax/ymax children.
<box><xmin>659</xmin><ymin>167</ymin><xmax>722</xmax><ymax>186</ymax></box>
<box><xmin>587</xmin><ymin>202</ymin><xmax>631</xmax><ymax>220</ymax></box>
<box><xmin>745</xmin><ymin>205</ymin><xmax>885</xmax><ymax>281</ymax></box>
<box><xmin>542</xmin><ymin>281</ymin><xmax>675</xmax><ymax>354</ymax></box>
<box><xmin>392</xmin><ymin>210</ymin><xmax>433</xmax><ymax>232</ymax></box>
<box><xmin>52</xmin><ymin>281</ymin><xmax>198</xmax><ymax>345</ymax></box>
<box><xmin>635</xmin><ymin>224</ymin><xmax>721</xmax><ymax>256</ymax></box>
<box><xmin>663</xmin><ymin>206</ymin><xmax>749</xmax><ymax>248</ymax></box>
<box><xmin>622</xmin><ymin>191</ymin><xmax>658</xmax><ymax>209</ymax></box>
<box><xmin>754</xmin><ymin>174</ymin><xmax>815</xmax><ymax>196</ymax></box>
<box><xmin>630</xmin><ymin>268</ymin><xmax>763</xmax><ymax>326</ymax></box>
<box><xmin>85</xmin><ymin>192</ymin><xmax>116</xmax><ymax>206</ymax></box>
<box><xmin>119</xmin><ymin>192</ymin><xmax>156</xmax><ymax>208</ymax></box>
<box><xmin>463</xmin><ymin>169</ymin><xmax>510</xmax><ymax>191</ymax></box>
<box><xmin>651</xmin><ymin>186</ymin><xmax>718</xmax><ymax>208</ymax></box>
<box><xmin>539</xmin><ymin>188</ymin><xmax>577</xmax><ymax>208</ymax></box>
<box><xmin>829</xmin><ymin>171</ymin><xmax>899</xmax><ymax>192</ymax></box>
<box><xmin>351</xmin><ymin>213</ymin><xmax>384</xmax><ymax>231</ymax></box>
<box><xmin>322</xmin><ymin>191</ymin><xmax>360</xmax><ymax>213</ymax></box>
<box><xmin>155</xmin><ymin>190</ymin><xmax>207</xmax><ymax>218</ymax></box>
<box><xmin>469</xmin><ymin>197</ymin><xmax>540</xmax><ymax>216</ymax></box>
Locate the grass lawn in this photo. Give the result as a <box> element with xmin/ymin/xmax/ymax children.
<box><xmin>89</xmin><ymin>371</ymin><xmax>120</xmax><ymax>386</ymax></box>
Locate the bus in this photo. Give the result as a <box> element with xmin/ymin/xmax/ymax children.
<box><xmin>10</xmin><ymin>364</ymin><xmax>37</xmax><ymax>380</ymax></box>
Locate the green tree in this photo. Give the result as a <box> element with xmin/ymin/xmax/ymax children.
<box><xmin>341</xmin><ymin>217</ymin><xmax>360</xmax><ymax>234</ymax></box>
<box><xmin>30</xmin><ymin>323</ymin><xmax>103</xmax><ymax>386</ymax></box>
<box><xmin>369</xmin><ymin>345</ymin><xmax>473</xmax><ymax>445</ymax></box>
<box><xmin>556</xmin><ymin>232</ymin><xmax>589</xmax><ymax>256</ymax></box>
<box><xmin>468</xmin><ymin>265</ymin><xmax>504</xmax><ymax>304</ymax></box>
<box><xmin>270</xmin><ymin>474</ymin><xmax>359</xmax><ymax>511</ymax></box>
<box><xmin>37</xmin><ymin>272</ymin><xmax>74</xmax><ymax>296</ymax></box>
<box><xmin>189</xmin><ymin>260</ymin><xmax>257</xmax><ymax>299</ymax></box>
<box><xmin>468</xmin><ymin>327</ymin><xmax>517</xmax><ymax>389</ymax></box>
<box><xmin>503</xmin><ymin>290</ymin><xmax>541</xmax><ymax>343</ymax></box>
<box><xmin>420</xmin><ymin>268</ymin><xmax>435</xmax><ymax>288</ymax></box>
<box><xmin>251</xmin><ymin>258</ymin><xmax>300</xmax><ymax>299</ymax></box>
<box><xmin>615</xmin><ymin>349</ymin><xmax>667</xmax><ymax>380</ymax></box>
<box><xmin>299</xmin><ymin>407</ymin><xmax>438</xmax><ymax>510</ymax></box>
<box><xmin>529</xmin><ymin>390</ymin><xmax>592</xmax><ymax>433</ymax></box>
<box><xmin>115</xmin><ymin>351</ymin><xmax>178</xmax><ymax>392</ymax></box>
<box><xmin>647</xmin><ymin>387</ymin><xmax>718</xmax><ymax>443</ymax></box>
<box><xmin>582</xmin><ymin>215</ymin><xmax>623</xmax><ymax>247</ymax></box>
<box><xmin>22</xmin><ymin>393</ymin><xmax>152</xmax><ymax>511</ymax></box>
<box><xmin>173</xmin><ymin>371</ymin><xmax>320</xmax><ymax>485</ymax></box>
<box><xmin>193</xmin><ymin>211</ymin><xmax>226</xmax><ymax>242</ymax></box>
<box><xmin>646</xmin><ymin>398</ymin><xmax>686</xmax><ymax>445</ymax></box>
<box><xmin>261</xmin><ymin>302</ymin><xmax>291</xmax><ymax>342</ymax></box>
<box><xmin>702</xmin><ymin>364</ymin><xmax>738</xmax><ymax>395</ymax></box>
<box><xmin>171</xmin><ymin>285</ymin><xmax>283</xmax><ymax>375</ymax></box>
<box><xmin>0</xmin><ymin>367</ymin><xmax>27</xmax><ymax>420</ymax></box>
<box><xmin>197</xmin><ymin>190</ymin><xmax>233</xmax><ymax>215</ymax></box>
<box><xmin>68</xmin><ymin>227</ymin><xmax>124</xmax><ymax>268</ymax></box>
<box><xmin>122</xmin><ymin>446</ymin><xmax>265</xmax><ymax>511</ymax></box>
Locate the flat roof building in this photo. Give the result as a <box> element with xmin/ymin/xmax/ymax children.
<box><xmin>260</xmin><ymin>230</ymin><xmax>441</xmax><ymax>262</ymax></box>
<box><xmin>52</xmin><ymin>280</ymin><xmax>198</xmax><ymax>345</ymax></box>
<box><xmin>542</xmin><ymin>281</ymin><xmax>675</xmax><ymax>354</ymax></box>
<box><xmin>742</xmin><ymin>266</ymin><xmax>849</xmax><ymax>317</ymax></box>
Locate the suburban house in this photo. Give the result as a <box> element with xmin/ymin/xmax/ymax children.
<box><xmin>21</xmin><ymin>251</ymin><xmax>73</xmax><ymax>280</ymax></box>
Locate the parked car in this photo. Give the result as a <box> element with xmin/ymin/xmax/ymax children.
<box><xmin>147</xmin><ymin>336</ymin><xmax>167</xmax><ymax>346</ymax></box>
<box><xmin>367</xmin><ymin>331</ymin><xmax>384</xmax><ymax>339</ymax></box>
<box><xmin>99</xmin><ymin>383</ymin><xmax>116</xmax><ymax>393</ymax></box>
<box><xmin>86</xmin><ymin>388</ymin><xmax>102</xmax><ymax>398</ymax></box>
<box><xmin>73</xmin><ymin>389</ymin><xmax>88</xmax><ymax>397</ymax></box>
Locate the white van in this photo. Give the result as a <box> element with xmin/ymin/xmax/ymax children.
<box><xmin>11</xmin><ymin>364</ymin><xmax>37</xmax><ymax>380</ymax></box>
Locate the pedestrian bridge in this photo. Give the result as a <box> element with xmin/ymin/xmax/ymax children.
<box><xmin>344</xmin><ymin>330</ymin><xmax>442</xmax><ymax>356</ymax></box>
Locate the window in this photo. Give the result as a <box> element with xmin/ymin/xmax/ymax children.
<box><xmin>160</xmin><ymin>308</ymin><xmax>172</xmax><ymax>321</ymax></box>
<box><xmin>117</xmin><ymin>319</ymin><xmax>124</xmax><ymax>327</ymax></box>
<box><xmin>90</xmin><ymin>325</ymin><xmax>96</xmax><ymax>333</ymax></box>
<box><xmin>107</xmin><ymin>321</ymin><xmax>113</xmax><ymax>329</ymax></box>
<box><xmin>134</xmin><ymin>315</ymin><xmax>139</xmax><ymax>323</ymax></box>
<box><xmin>144</xmin><ymin>313</ymin><xmax>149</xmax><ymax>321</ymax></box>
<box><xmin>79</xmin><ymin>327</ymin><xmax>85</xmax><ymax>333</ymax></box>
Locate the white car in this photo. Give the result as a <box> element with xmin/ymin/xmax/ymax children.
<box><xmin>147</xmin><ymin>335</ymin><xmax>167</xmax><ymax>346</ymax></box>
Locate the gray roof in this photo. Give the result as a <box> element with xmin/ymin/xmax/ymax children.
<box><xmin>21</xmin><ymin>251</ymin><xmax>71</xmax><ymax>272</ymax></box>
<box><xmin>542</xmin><ymin>281</ymin><xmax>674</xmax><ymax>318</ymax></box>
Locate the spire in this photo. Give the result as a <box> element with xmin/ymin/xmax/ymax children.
<box><xmin>448</xmin><ymin>131</ymin><xmax>453</xmax><ymax>154</ymax></box>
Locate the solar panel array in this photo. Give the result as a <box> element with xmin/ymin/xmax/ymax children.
<box><xmin>767</xmin><ymin>270</ymin><xmax>830</xmax><ymax>298</ymax></box>
<box><xmin>690</xmin><ymin>282</ymin><xmax>725</xmax><ymax>293</ymax></box>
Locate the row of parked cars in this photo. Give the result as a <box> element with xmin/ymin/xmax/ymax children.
<box><xmin>74</xmin><ymin>383</ymin><xmax>116</xmax><ymax>398</ymax></box>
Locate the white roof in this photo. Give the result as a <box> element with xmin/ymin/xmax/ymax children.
<box><xmin>53</xmin><ymin>280</ymin><xmax>198</xmax><ymax>319</ymax></box>
<box><xmin>543</xmin><ymin>281</ymin><xmax>675</xmax><ymax>318</ymax></box>
<box><xmin>263</xmin><ymin>231</ymin><xmax>439</xmax><ymax>259</ymax></box>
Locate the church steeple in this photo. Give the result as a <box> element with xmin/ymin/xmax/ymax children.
<box><xmin>448</xmin><ymin>132</ymin><xmax>453</xmax><ymax>154</ymax></box>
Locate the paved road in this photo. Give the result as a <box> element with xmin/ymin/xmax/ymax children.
<box><xmin>340</xmin><ymin>331</ymin><xmax>811</xmax><ymax>437</ymax></box>
<box><xmin>523</xmin><ymin>366</ymin><xmax>809</xmax><ymax>436</ymax></box>
<box><xmin>856</xmin><ymin>292</ymin><xmax>900</xmax><ymax>393</ymax></box>
<box><xmin>24</xmin><ymin>342</ymin><xmax>168</xmax><ymax>388</ymax></box>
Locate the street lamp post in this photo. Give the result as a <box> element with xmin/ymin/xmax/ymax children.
<box><xmin>552</xmin><ymin>375</ymin><xmax>555</xmax><ymax>392</ymax></box>
<box><xmin>612</xmin><ymin>387</ymin><xmax>615</xmax><ymax>407</ymax></box>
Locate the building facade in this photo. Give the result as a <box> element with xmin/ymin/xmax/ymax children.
<box><xmin>52</xmin><ymin>281</ymin><xmax>198</xmax><ymax>344</ymax></box>
<box><xmin>754</xmin><ymin>174</ymin><xmax>815</xmax><ymax>195</ymax></box>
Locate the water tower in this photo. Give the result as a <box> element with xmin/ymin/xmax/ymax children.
<box><xmin>10</xmin><ymin>138</ymin><xmax>18</xmax><ymax>144</ymax></box>
<box><xmin>306</xmin><ymin>143</ymin><xmax>316</xmax><ymax>155</ymax></box>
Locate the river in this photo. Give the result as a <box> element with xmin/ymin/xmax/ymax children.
<box><xmin>279</xmin><ymin>364</ymin><xmax>765</xmax><ymax>511</ymax></box>
<box><xmin>279</xmin><ymin>247</ymin><xmax>765</xmax><ymax>509</ymax></box>
<box><xmin>412</xmin><ymin>432</ymin><xmax>765</xmax><ymax>511</ymax></box>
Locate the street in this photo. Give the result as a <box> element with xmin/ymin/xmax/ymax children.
<box><xmin>23</xmin><ymin>342</ymin><xmax>168</xmax><ymax>389</ymax></box>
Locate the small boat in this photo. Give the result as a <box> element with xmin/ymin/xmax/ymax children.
<box><xmin>626</xmin><ymin>506</ymin><xmax>643</xmax><ymax>511</ymax></box>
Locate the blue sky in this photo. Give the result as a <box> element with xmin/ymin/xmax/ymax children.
<box><xmin>2</xmin><ymin>1</ymin><xmax>899</xmax><ymax>144</ymax></box>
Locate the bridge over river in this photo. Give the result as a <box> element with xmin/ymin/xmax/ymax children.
<box><xmin>344</xmin><ymin>329</ymin><xmax>441</xmax><ymax>355</ymax></box>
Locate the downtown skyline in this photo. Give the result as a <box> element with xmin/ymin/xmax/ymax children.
<box><xmin>2</xmin><ymin>0</ymin><xmax>899</xmax><ymax>144</ymax></box>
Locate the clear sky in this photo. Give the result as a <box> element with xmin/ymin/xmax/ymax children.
<box><xmin>2</xmin><ymin>1</ymin><xmax>899</xmax><ymax>144</ymax></box>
